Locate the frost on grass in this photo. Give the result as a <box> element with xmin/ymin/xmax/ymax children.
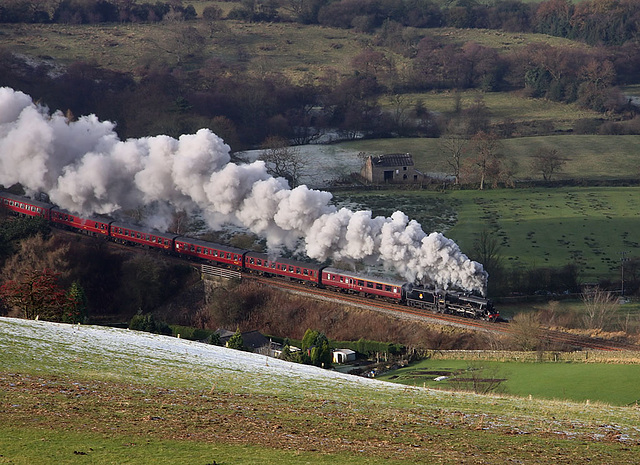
<box><xmin>2</xmin><ymin>317</ymin><xmax>640</xmax><ymax>444</ymax></box>
<box><xmin>0</xmin><ymin>317</ymin><xmax>413</xmax><ymax>399</ymax></box>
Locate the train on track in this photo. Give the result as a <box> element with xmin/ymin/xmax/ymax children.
<box><xmin>1</xmin><ymin>190</ymin><xmax>499</xmax><ymax>321</ymax></box>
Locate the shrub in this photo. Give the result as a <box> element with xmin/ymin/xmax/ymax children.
<box><xmin>129</xmin><ymin>313</ymin><xmax>171</xmax><ymax>335</ymax></box>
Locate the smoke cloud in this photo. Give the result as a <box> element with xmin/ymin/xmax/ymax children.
<box><xmin>0</xmin><ymin>87</ymin><xmax>487</xmax><ymax>293</ymax></box>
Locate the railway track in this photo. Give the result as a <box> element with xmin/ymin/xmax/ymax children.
<box><xmin>250</xmin><ymin>275</ymin><xmax>639</xmax><ymax>352</ymax></box>
<box><xmin>50</xmin><ymin>226</ymin><xmax>639</xmax><ymax>352</ymax></box>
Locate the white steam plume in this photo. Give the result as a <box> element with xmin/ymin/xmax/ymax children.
<box><xmin>0</xmin><ymin>87</ymin><xmax>487</xmax><ymax>293</ymax></box>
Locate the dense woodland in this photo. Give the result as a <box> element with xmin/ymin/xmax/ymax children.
<box><xmin>1</xmin><ymin>0</ymin><xmax>640</xmax><ymax>149</ymax></box>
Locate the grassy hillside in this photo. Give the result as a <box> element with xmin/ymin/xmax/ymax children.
<box><xmin>378</xmin><ymin>89</ymin><xmax>601</xmax><ymax>129</ymax></box>
<box><xmin>339</xmin><ymin>133</ymin><xmax>640</xmax><ymax>180</ymax></box>
<box><xmin>2</xmin><ymin>317</ymin><xmax>640</xmax><ymax>464</ymax></box>
<box><xmin>0</xmin><ymin>20</ymin><xmax>395</xmax><ymax>82</ymax></box>
<box><xmin>332</xmin><ymin>187</ymin><xmax>640</xmax><ymax>282</ymax></box>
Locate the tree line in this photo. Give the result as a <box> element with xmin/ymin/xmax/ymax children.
<box><xmin>2</xmin><ymin>38</ymin><xmax>639</xmax><ymax>151</ymax></box>
<box><xmin>0</xmin><ymin>0</ymin><xmax>196</xmax><ymax>24</ymax></box>
<box><xmin>3</xmin><ymin>0</ymin><xmax>640</xmax><ymax>47</ymax></box>
<box><xmin>312</xmin><ymin>0</ymin><xmax>640</xmax><ymax>47</ymax></box>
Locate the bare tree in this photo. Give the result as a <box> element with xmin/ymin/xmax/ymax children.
<box><xmin>168</xmin><ymin>210</ymin><xmax>205</xmax><ymax>235</ymax></box>
<box><xmin>467</xmin><ymin>131</ymin><xmax>503</xmax><ymax>190</ymax></box>
<box><xmin>388</xmin><ymin>93</ymin><xmax>412</xmax><ymax>135</ymax></box>
<box><xmin>530</xmin><ymin>148</ymin><xmax>567</xmax><ymax>181</ymax></box>
<box><xmin>441</xmin><ymin>134</ymin><xmax>468</xmax><ymax>185</ymax></box>
<box><xmin>153</xmin><ymin>18</ymin><xmax>205</xmax><ymax>64</ymax></box>
<box><xmin>473</xmin><ymin>228</ymin><xmax>502</xmax><ymax>276</ymax></box>
<box><xmin>581</xmin><ymin>286</ymin><xmax>619</xmax><ymax>331</ymax></box>
<box><xmin>259</xmin><ymin>136</ymin><xmax>305</xmax><ymax>187</ymax></box>
<box><xmin>509</xmin><ymin>311</ymin><xmax>542</xmax><ymax>351</ymax></box>
<box><xmin>2</xmin><ymin>234</ymin><xmax>70</xmax><ymax>285</ymax></box>
<box><xmin>448</xmin><ymin>362</ymin><xmax>505</xmax><ymax>394</ymax></box>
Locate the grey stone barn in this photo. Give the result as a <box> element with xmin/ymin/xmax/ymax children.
<box><xmin>360</xmin><ymin>153</ymin><xmax>422</xmax><ymax>184</ymax></box>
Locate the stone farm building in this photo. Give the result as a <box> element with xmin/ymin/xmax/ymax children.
<box><xmin>360</xmin><ymin>153</ymin><xmax>423</xmax><ymax>185</ymax></box>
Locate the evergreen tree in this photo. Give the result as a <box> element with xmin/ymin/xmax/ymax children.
<box><xmin>64</xmin><ymin>281</ymin><xmax>88</xmax><ymax>324</ymax></box>
<box><xmin>227</xmin><ymin>328</ymin><xmax>245</xmax><ymax>350</ymax></box>
<box><xmin>301</xmin><ymin>328</ymin><xmax>332</xmax><ymax>368</ymax></box>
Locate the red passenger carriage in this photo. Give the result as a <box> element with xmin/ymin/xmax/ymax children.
<box><xmin>244</xmin><ymin>252</ymin><xmax>323</xmax><ymax>284</ymax></box>
<box><xmin>110</xmin><ymin>222</ymin><xmax>178</xmax><ymax>251</ymax></box>
<box><xmin>50</xmin><ymin>207</ymin><xmax>111</xmax><ymax>237</ymax></box>
<box><xmin>174</xmin><ymin>237</ymin><xmax>246</xmax><ymax>269</ymax></box>
<box><xmin>321</xmin><ymin>267</ymin><xmax>405</xmax><ymax>301</ymax></box>
<box><xmin>0</xmin><ymin>192</ymin><xmax>51</xmax><ymax>219</ymax></box>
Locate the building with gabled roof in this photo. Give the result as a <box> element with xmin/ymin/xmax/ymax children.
<box><xmin>332</xmin><ymin>348</ymin><xmax>357</xmax><ymax>364</ymax></box>
<box><xmin>360</xmin><ymin>153</ymin><xmax>423</xmax><ymax>184</ymax></box>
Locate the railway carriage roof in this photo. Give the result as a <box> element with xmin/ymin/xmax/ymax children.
<box><xmin>50</xmin><ymin>206</ymin><xmax>112</xmax><ymax>224</ymax></box>
<box><xmin>110</xmin><ymin>222</ymin><xmax>180</xmax><ymax>240</ymax></box>
<box><xmin>245</xmin><ymin>252</ymin><xmax>324</xmax><ymax>272</ymax></box>
<box><xmin>1</xmin><ymin>192</ymin><xmax>53</xmax><ymax>210</ymax></box>
<box><xmin>176</xmin><ymin>237</ymin><xmax>247</xmax><ymax>255</ymax></box>
<box><xmin>322</xmin><ymin>267</ymin><xmax>406</xmax><ymax>286</ymax></box>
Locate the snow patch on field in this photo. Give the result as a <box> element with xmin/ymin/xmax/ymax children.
<box><xmin>0</xmin><ymin>317</ymin><xmax>413</xmax><ymax>397</ymax></box>
<box><xmin>3</xmin><ymin>317</ymin><xmax>640</xmax><ymax>443</ymax></box>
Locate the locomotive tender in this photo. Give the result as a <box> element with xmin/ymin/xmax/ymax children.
<box><xmin>1</xmin><ymin>191</ymin><xmax>499</xmax><ymax>321</ymax></box>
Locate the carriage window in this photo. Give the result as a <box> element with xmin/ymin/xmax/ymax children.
<box><xmin>257</xmin><ymin>259</ymin><xmax>262</xmax><ymax>266</ymax></box>
<box><xmin>249</xmin><ymin>258</ymin><xmax>255</xmax><ymax>264</ymax></box>
<box><xmin>190</xmin><ymin>245</ymin><xmax>195</xmax><ymax>251</ymax></box>
<box><xmin>124</xmin><ymin>230</ymin><xmax>129</xmax><ymax>236</ymax></box>
<box><xmin>136</xmin><ymin>233</ymin><xmax>141</xmax><ymax>239</ymax></box>
<box><xmin>289</xmin><ymin>266</ymin><xmax>294</xmax><ymax>272</ymax></box>
<box><xmin>196</xmin><ymin>247</ymin><xmax>201</xmax><ymax>253</ymax></box>
<box><xmin>271</xmin><ymin>262</ymin><xmax>276</xmax><ymax>269</ymax></box>
<box><xmin>366</xmin><ymin>282</ymin><xmax>373</xmax><ymax>288</ymax></box>
<box><xmin>213</xmin><ymin>251</ymin><xmax>218</xmax><ymax>257</ymax></box>
<box><xmin>303</xmin><ymin>269</ymin><xmax>308</xmax><ymax>276</ymax></box>
<box><xmin>339</xmin><ymin>276</ymin><xmax>344</xmax><ymax>282</ymax></box>
<box><xmin>385</xmin><ymin>285</ymin><xmax>392</xmax><ymax>292</ymax></box>
<box><xmin>376</xmin><ymin>283</ymin><xmax>382</xmax><ymax>290</ymax></box>
<box><xmin>358</xmin><ymin>280</ymin><xmax>364</xmax><ymax>286</ymax></box>
<box><xmin>296</xmin><ymin>268</ymin><xmax>301</xmax><ymax>274</ymax></box>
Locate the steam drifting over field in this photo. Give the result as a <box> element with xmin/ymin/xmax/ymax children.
<box><xmin>0</xmin><ymin>87</ymin><xmax>487</xmax><ymax>293</ymax></box>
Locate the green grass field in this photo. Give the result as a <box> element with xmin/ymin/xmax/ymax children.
<box><xmin>379</xmin><ymin>89</ymin><xmax>600</xmax><ymax>127</ymax></box>
<box><xmin>3</xmin><ymin>318</ymin><xmax>640</xmax><ymax>464</ymax></box>
<box><xmin>339</xmin><ymin>134</ymin><xmax>640</xmax><ymax>180</ymax></box>
<box><xmin>378</xmin><ymin>359</ymin><xmax>640</xmax><ymax>406</ymax></box>
<box><xmin>332</xmin><ymin>187</ymin><xmax>640</xmax><ymax>283</ymax></box>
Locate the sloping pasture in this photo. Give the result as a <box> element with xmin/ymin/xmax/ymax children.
<box><xmin>2</xmin><ymin>317</ymin><xmax>640</xmax><ymax>464</ymax></box>
<box><xmin>333</xmin><ymin>187</ymin><xmax>640</xmax><ymax>283</ymax></box>
<box><xmin>340</xmin><ymin>134</ymin><xmax>640</xmax><ymax>181</ymax></box>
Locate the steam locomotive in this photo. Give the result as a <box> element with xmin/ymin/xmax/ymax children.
<box><xmin>1</xmin><ymin>191</ymin><xmax>499</xmax><ymax>321</ymax></box>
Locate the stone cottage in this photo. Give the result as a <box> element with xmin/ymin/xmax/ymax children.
<box><xmin>360</xmin><ymin>153</ymin><xmax>422</xmax><ymax>184</ymax></box>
